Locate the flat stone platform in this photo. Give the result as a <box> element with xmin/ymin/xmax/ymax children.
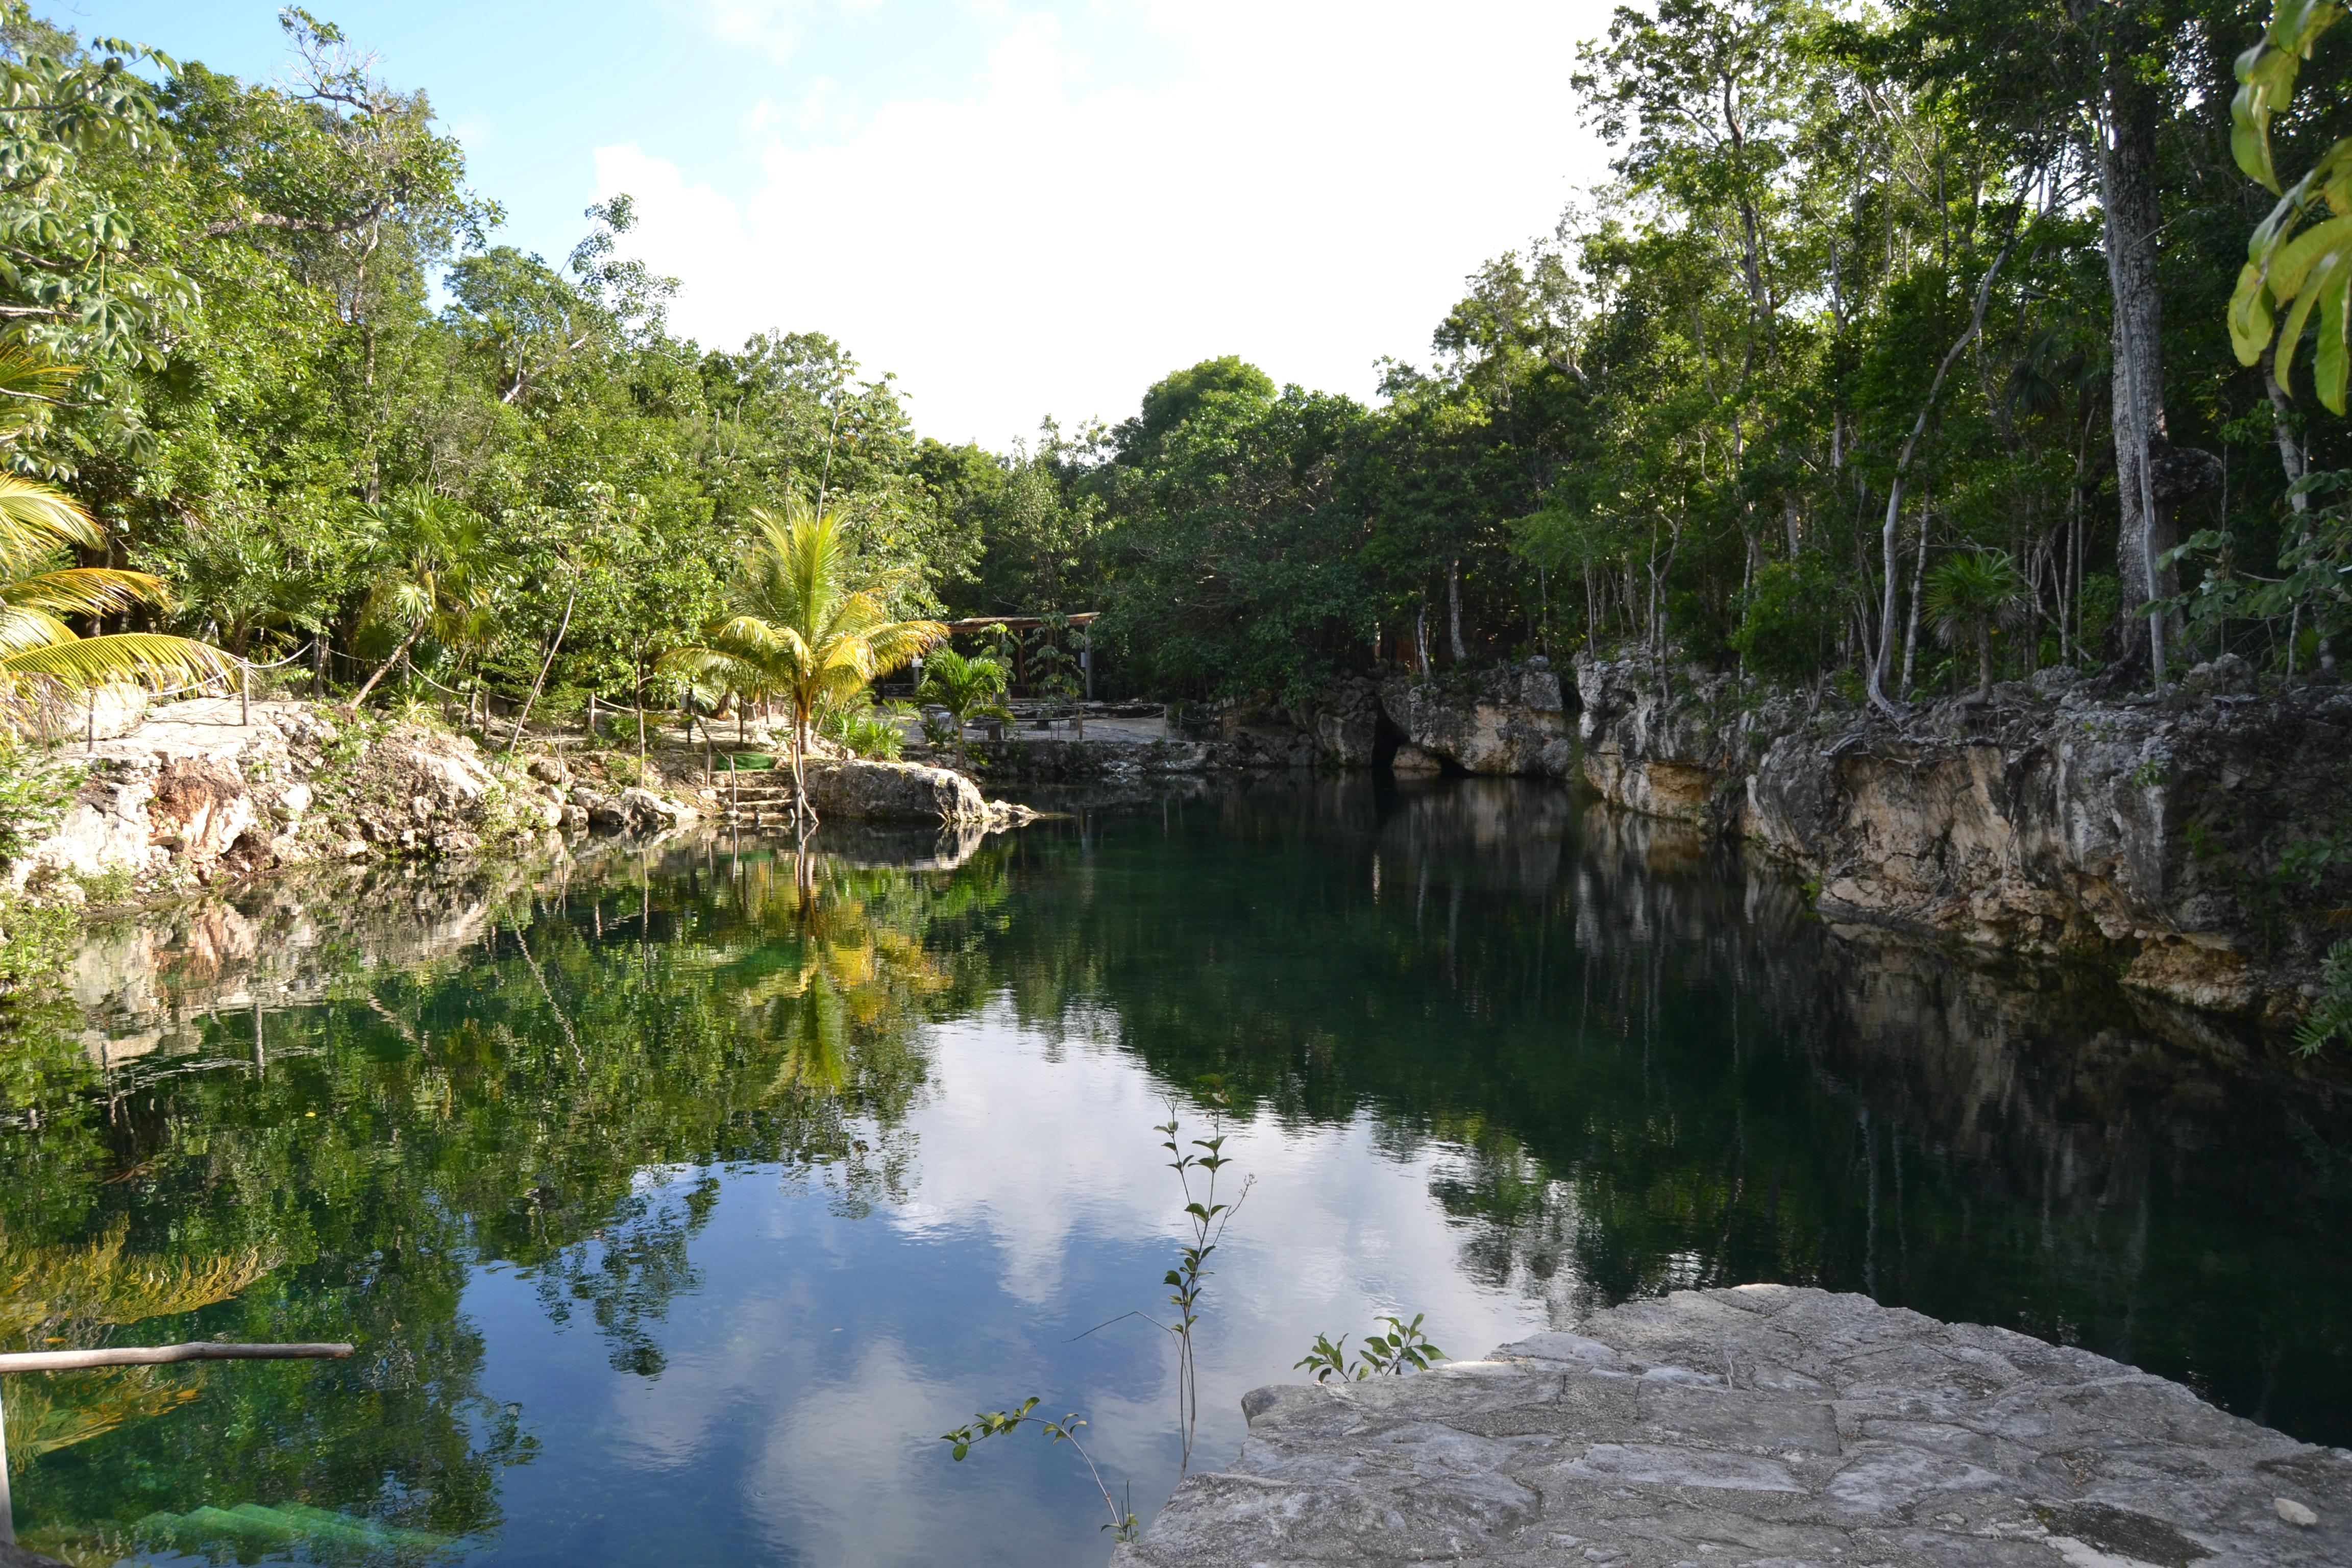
<box><xmin>1117</xmin><ymin>1286</ymin><xmax>2349</xmax><ymax>1567</ymax></box>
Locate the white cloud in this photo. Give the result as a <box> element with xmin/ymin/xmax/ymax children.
<box><xmin>604</xmin><ymin>0</ymin><xmax>1618</xmax><ymax>445</ymax></box>
<box><xmin>699</xmin><ymin>0</ymin><xmax>816</xmax><ymax>61</ymax></box>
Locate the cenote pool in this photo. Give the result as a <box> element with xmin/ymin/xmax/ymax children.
<box><xmin>5</xmin><ymin>777</ymin><xmax>2350</xmax><ymax>1565</ymax></box>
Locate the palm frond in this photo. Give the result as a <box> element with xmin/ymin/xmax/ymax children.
<box><xmin>0</xmin><ymin>343</ymin><xmax>80</xmax><ymax>430</ymax></box>
<box><xmin>0</xmin><ymin>604</ymin><xmax>82</xmax><ymax>655</ymax></box>
<box><xmin>2</xmin><ymin>632</ymin><xmax>240</xmax><ymax>688</ymax></box>
<box><xmin>0</xmin><ymin>473</ymin><xmax>101</xmax><ymax>564</ymax></box>
<box><xmin>2</xmin><ymin>565</ymin><xmax>168</xmax><ymax>618</ymax></box>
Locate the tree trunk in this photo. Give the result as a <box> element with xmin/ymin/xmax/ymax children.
<box><xmin>2264</xmin><ymin>347</ymin><xmax>2316</xmax><ymax>678</ymax></box>
<box><xmin>2099</xmin><ymin>16</ymin><xmax>2170</xmax><ymax>677</ymax></box>
<box><xmin>1447</xmin><ymin>559</ymin><xmax>1467</xmax><ymax>663</ymax></box>
<box><xmin>791</xmin><ymin>708</ymin><xmax>819</xmax><ymax>829</ymax></box>
<box><xmin>1976</xmin><ymin>624</ymin><xmax>1994</xmax><ymax>705</ymax></box>
<box><xmin>1899</xmin><ymin>503</ymin><xmax>1929</xmax><ymax>696</ymax></box>
<box><xmin>506</xmin><ymin>579</ymin><xmax>577</xmax><ymax>753</ymax></box>
<box><xmin>344</xmin><ymin>621</ymin><xmax>424</xmax><ymax>713</ymax></box>
<box><xmin>1869</xmin><ymin>214</ymin><xmax>2024</xmax><ymax>716</ymax></box>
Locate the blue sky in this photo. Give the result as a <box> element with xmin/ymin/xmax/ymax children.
<box><xmin>58</xmin><ymin>1</ymin><xmax>1615</xmax><ymax>445</ymax></box>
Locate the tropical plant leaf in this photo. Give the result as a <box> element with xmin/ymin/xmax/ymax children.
<box><xmin>2234</xmin><ymin>0</ymin><xmax>2345</xmax><ymax>191</ymax></box>
<box><xmin>0</xmin><ymin>471</ymin><xmax>101</xmax><ymax>564</ymax></box>
<box><xmin>2</xmin><ymin>564</ymin><xmax>168</xmax><ymax>619</ymax></box>
<box><xmin>2</xmin><ymin>631</ymin><xmax>240</xmax><ymax>688</ymax></box>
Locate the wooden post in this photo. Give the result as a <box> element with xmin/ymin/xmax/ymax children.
<box><xmin>85</xmin><ymin>685</ymin><xmax>95</xmax><ymax>753</ymax></box>
<box><xmin>240</xmin><ymin>662</ymin><xmax>252</xmax><ymax>726</ymax></box>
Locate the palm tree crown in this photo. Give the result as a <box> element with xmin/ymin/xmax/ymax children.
<box><xmin>344</xmin><ymin>489</ymin><xmax>510</xmax><ymax>710</ymax></box>
<box><xmin>661</xmin><ymin>497</ymin><xmax>945</xmax><ymax>820</ymax></box>
<box><xmin>1922</xmin><ymin>548</ymin><xmax>2027</xmax><ymax>703</ymax></box>
<box><xmin>1</xmin><ymin>479</ymin><xmax>236</xmax><ymax>702</ymax></box>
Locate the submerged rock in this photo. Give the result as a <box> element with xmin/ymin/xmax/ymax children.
<box><xmin>1119</xmin><ymin>1285</ymin><xmax>2352</xmax><ymax>1568</ymax></box>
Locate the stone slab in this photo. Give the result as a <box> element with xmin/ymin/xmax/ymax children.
<box><xmin>1116</xmin><ymin>1286</ymin><xmax>2351</xmax><ymax>1566</ymax></box>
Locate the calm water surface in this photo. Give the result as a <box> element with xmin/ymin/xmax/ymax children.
<box><xmin>4</xmin><ymin>778</ymin><xmax>2349</xmax><ymax>1566</ymax></box>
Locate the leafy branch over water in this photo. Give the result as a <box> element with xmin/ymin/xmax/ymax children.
<box><xmin>940</xmin><ymin>1400</ymin><xmax>1138</xmax><ymax>1544</ymax></box>
<box><xmin>1295</xmin><ymin>1313</ymin><xmax>1447</xmax><ymax>1384</ymax></box>
<box><xmin>942</xmin><ymin>1100</ymin><xmax>1253</xmax><ymax>1533</ymax></box>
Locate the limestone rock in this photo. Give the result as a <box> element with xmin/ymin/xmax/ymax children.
<box><xmin>4</xmin><ymin>680</ymin><xmax>148</xmax><ymax>745</ymax></box>
<box><xmin>617</xmin><ymin>786</ymin><xmax>694</xmax><ymax>836</ymax></box>
<box><xmin>1743</xmin><ymin>691</ymin><xmax>2352</xmax><ymax>1024</ymax></box>
<box><xmin>1571</xmin><ymin>653</ymin><xmax>2352</xmax><ymax>1023</ymax></box>
<box><xmin>804</xmin><ymin>758</ymin><xmax>989</xmax><ymax>822</ymax></box>
<box><xmin>1381</xmin><ymin>663</ymin><xmax>1572</xmax><ymax>777</ymax></box>
<box><xmin>1119</xmin><ymin>1286</ymin><xmax>2352</xmax><ymax>1568</ymax></box>
<box><xmin>2</xmin><ymin>700</ymin><xmax>702</xmax><ymax>898</ymax></box>
<box><xmin>1296</xmin><ymin>676</ymin><xmax>1383</xmax><ymax>767</ymax></box>
<box><xmin>2187</xmin><ymin>652</ymin><xmax>2259</xmax><ymax>698</ymax></box>
<box><xmin>270</xmin><ymin>780</ymin><xmax>313</xmax><ymax>824</ymax></box>
<box><xmin>1390</xmin><ymin>742</ymin><xmax>1444</xmax><ymax>775</ymax></box>
<box><xmin>149</xmin><ymin>756</ymin><xmax>257</xmax><ymax>871</ymax></box>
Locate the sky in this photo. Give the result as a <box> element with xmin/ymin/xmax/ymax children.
<box><xmin>65</xmin><ymin>0</ymin><xmax>1620</xmax><ymax>447</ymax></box>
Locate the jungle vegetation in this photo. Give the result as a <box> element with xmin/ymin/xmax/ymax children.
<box><xmin>0</xmin><ymin>0</ymin><xmax>2341</xmax><ymax>729</ymax></box>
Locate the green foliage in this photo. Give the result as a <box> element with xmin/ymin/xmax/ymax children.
<box><xmin>2231</xmin><ymin>0</ymin><xmax>2352</xmax><ymax>411</ymax></box>
<box><xmin>1922</xmin><ymin>550</ymin><xmax>2028</xmax><ymax>700</ymax></box>
<box><xmin>660</xmin><ymin>500</ymin><xmax>944</xmax><ymax>808</ymax></box>
<box><xmin>0</xmin><ymin>887</ymin><xmax>74</xmax><ymax>1000</ymax></box>
<box><xmin>818</xmin><ymin>696</ymin><xmax>910</xmax><ymax>760</ymax></box>
<box><xmin>0</xmin><ymin>747</ymin><xmax>70</xmax><ymax>861</ymax></box>
<box><xmin>1294</xmin><ymin>1314</ymin><xmax>1447</xmax><ymax>1383</ymax></box>
<box><xmin>915</xmin><ymin>647</ymin><xmax>1009</xmax><ymax>759</ymax></box>
<box><xmin>2299</xmin><ymin>940</ymin><xmax>2352</xmax><ymax>1054</ymax></box>
<box><xmin>1731</xmin><ymin>554</ymin><xmax>1841</xmax><ymax>685</ymax></box>
<box><xmin>940</xmin><ymin>1398</ymin><xmax>1139</xmax><ymax>1542</ymax></box>
<box><xmin>1155</xmin><ymin>1107</ymin><xmax>1249</xmax><ymax>1474</ymax></box>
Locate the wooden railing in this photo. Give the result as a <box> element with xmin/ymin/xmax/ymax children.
<box><xmin>0</xmin><ymin>1342</ymin><xmax>353</xmax><ymax>1548</ymax></box>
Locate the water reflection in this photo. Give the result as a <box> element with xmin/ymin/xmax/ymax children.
<box><xmin>0</xmin><ymin>779</ymin><xmax>2346</xmax><ymax>1565</ymax></box>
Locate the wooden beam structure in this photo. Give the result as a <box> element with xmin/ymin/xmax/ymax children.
<box><xmin>940</xmin><ymin>613</ymin><xmax>1099</xmax><ymax>635</ymax></box>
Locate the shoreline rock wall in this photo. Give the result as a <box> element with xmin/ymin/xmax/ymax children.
<box><xmin>1569</xmin><ymin>654</ymin><xmax>2352</xmax><ymax>1027</ymax></box>
<box><xmin>2</xmin><ymin>698</ymin><xmax>687</xmax><ymax>908</ymax></box>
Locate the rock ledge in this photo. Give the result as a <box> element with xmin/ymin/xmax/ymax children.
<box><xmin>1118</xmin><ymin>1285</ymin><xmax>2350</xmax><ymax>1566</ymax></box>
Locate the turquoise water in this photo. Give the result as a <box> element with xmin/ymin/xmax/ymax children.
<box><xmin>4</xmin><ymin>778</ymin><xmax>2348</xmax><ymax>1565</ymax></box>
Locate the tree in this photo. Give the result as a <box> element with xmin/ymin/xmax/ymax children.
<box><xmin>914</xmin><ymin>647</ymin><xmax>1008</xmax><ymax>763</ymax></box>
<box><xmin>344</xmin><ymin>489</ymin><xmax>509</xmax><ymax>711</ymax></box>
<box><xmin>661</xmin><ymin>499</ymin><xmax>943</xmax><ymax>824</ymax></box>
<box><xmin>1921</xmin><ymin>548</ymin><xmax>2026</xmax><ymax>703</ymax></box>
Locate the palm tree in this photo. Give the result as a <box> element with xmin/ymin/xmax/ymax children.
<box><xmin>661</xmin><ymin>498</ymin><xmax>944</xmax><ymax>825</ymax></box>
<box><xmin>2</xmin><ymin>480</ymin><xmax>237</xmax><ymax>719</ymax></box>
<box><xmin>0</xmin><ymin>345</ymin><xmax>235</xmax><ymax>715</ymax></box>
<box><xmin>344</xmin><ymin>489</ymin><xmax>510</xmax><ymax>712</ymax></box>
<box><xmin>915</xmin><ymin>646</ymin><xmax>1009</xmax><ymax>764</ymax></box>
<box><xmin>1922</xmin><ymin>548</ymin><xmax>2028</xmax><ymax>705</ymax></box>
